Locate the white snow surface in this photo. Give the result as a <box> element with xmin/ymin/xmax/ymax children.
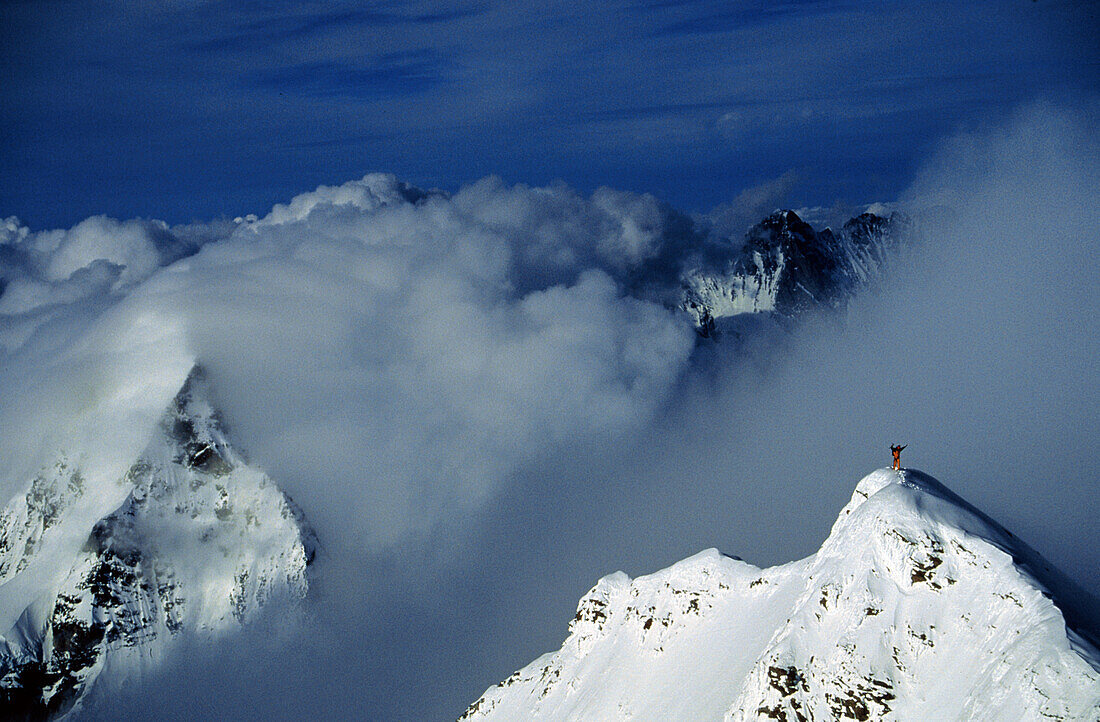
<box><xmin>682</xmin><ymin>249</ymin><xmax>785</xmax><ymax>319</ymax></box>
<box><xmin>463</xmin><ymin>469</ymin><xmax>1100</xmax><ymax>721</ymax></box>
<box><xmin>0</xmin><ymin>367</ymin><xmax>315</xmax><ymax>717</ymax></box>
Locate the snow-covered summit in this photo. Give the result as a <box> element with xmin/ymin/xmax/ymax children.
<box><xmin>0</xmin><ymin>367</ymin><xmax>316</xmax><ymax>719</ymax></box>
<box><xmin>463</xmin><ymin>469</ymin><xmax>1100</xmax><ymax>721</ymax></box>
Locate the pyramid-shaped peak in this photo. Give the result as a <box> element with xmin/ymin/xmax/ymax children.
<box><xmin>750</xmin><ymin>209</ymin><xmax>815</xmax><ymax>238</ymax></box>
<box><xmin>0</xmin><ymin>361</ymin><xmax>316</xmax><ymax>718</ymax></box>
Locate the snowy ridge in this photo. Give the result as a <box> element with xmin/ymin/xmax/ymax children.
<box><xmin>462</xmin><ymin>469</ymin><xmax>1100</xmax><ymax>721</ymax></box>
<box><xmin>0</xmin><ymin>367</ymin><xmax>316</xmax><ymax>719</ymax></box>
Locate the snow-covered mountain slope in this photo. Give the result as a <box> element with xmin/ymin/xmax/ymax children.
<box><xmin>462</xmin><ymin>469</ymin><xmax>1100</xmax><ymax>721</ymax></box>
<box><xmin>680</xmin><ymin>210</ymin><xmax>905</xmax><ymax>334</ymax></box>
<box><xmin>0</xmin><ymin>367</ymin><xmax>316</xmax><ymax>720</ymax></box>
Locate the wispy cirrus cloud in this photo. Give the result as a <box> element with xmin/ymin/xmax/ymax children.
<box><xmin>247</xmin><ymin>50</ymin><xmax>453</xmax><ymax>99</ymax></box>
<box><xmin>644</xmin><ymin>0</ymin><xmax>863</xmax><ymax>37</ymax></box>
<box><xmin>184</xmin><ymin>2</ymin><xmax>485</xmax><ymax>53</ymax></box>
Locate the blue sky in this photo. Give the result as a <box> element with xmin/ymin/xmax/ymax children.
<box><xmin>2</xmin><ymin>0</ymin><xmax>1097</xmax><ymax>229</ymax></box>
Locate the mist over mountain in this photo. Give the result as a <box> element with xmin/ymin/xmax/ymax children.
<box><xmin>0</xmin><ymin>168</ymin><xmax>907</xmax><ymax>716</ymax></box>
<box><xmin>0</xmin><ymin>102</ymin><xmax>1096</xmax><ymax>719</ymax></box>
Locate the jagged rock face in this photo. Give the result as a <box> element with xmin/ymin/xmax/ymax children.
<box><xmin>0</xmin><ymin>460</ymin><xmax>86</xmax><ymax>585</ymax></box>
<box><xmin>462</xmin><ymin>469</ymin><xmax>1100</xmax><ymax>721</ymax></box>
<box><xmin>680</xmin><ymin>210</ymin><xmax>906</xmax><ymax>333</ymax></box>
<box><xmin>0</xmin><ymin>368</ymin><xmax>316</xmax><ymax>720</ymax></box>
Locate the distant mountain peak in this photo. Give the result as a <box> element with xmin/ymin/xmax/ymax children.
<box><xmin>462</xmin><ymin>469</ymin><xmax>1100</xmax><ymax>721</ymax></box>
<box><xmin>680</xmin><ymin>210</ymin><xmax>907</xmax><ymax>335</ymax></box>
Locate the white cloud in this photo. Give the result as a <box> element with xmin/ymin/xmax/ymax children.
<box><xmin>0</xmin><ymin>173</ymin><xmax>696</xmax><ymax>551</ymax></box>
<box><xmin>0</xmin><ymin>214</ymin><xmax>208</xmax><ymax>329</ymax></box>
<box><xmin>41</xmin><ymin>216</ymin><xmax>163</xmax><ymax>284</ymax></box>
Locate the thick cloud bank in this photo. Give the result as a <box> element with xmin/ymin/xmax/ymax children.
<box><xmin>0</xmin><ymin>175</ymin><xmax>707</xmax><ymax>549</ymax></box>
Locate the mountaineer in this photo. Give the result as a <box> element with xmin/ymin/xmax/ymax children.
<box><xmin>890</xmin><ymin>444</ymin><xmax>907</xmax><ymax>471</ymax></box>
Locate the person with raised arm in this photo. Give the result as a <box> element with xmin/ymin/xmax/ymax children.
<box><xmin>890</xmin><ymin>444</ymin><xmax>907</xmax><ymax>471</ymax></box>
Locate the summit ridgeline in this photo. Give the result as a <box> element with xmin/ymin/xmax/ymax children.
<box><xmin>462</xmin><ymin>469</ymin><xmax>1100</xmax><ymax>722</ymax></box>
